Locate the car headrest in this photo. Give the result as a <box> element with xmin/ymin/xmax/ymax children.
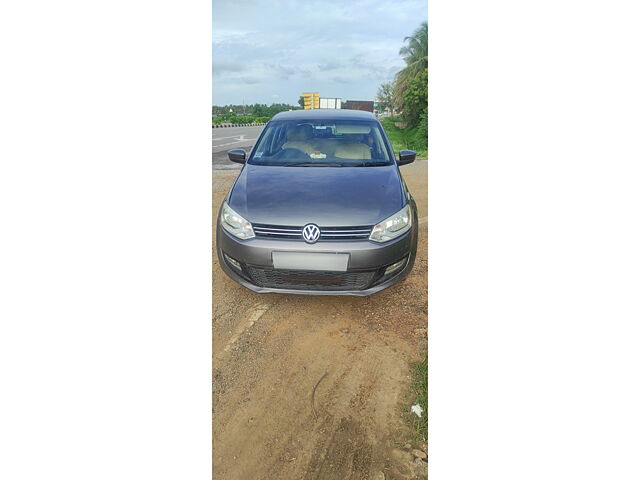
<box><xmin>287</xmin><ymin>124</ymin><xmax>313</xmax><ymax>141</ymax></box>
<box><xmin>335</xmin><ymin>143</ymin><xmax>372</xmax><ymax>160</ymax></box>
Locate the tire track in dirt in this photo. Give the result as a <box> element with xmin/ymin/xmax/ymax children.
<box><xmin>214</xmin><ymin>301</ymin><xmax>420</xmax><ymax>480</ymax></box>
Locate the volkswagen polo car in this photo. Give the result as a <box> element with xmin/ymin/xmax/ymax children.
<box><xmin>216</xmin><ymin>109</ymin><xmax>418</xmax><ymax>295</ymax></box>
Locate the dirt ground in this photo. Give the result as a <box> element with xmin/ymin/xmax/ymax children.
<box><xmin>213</xmin><ymin>160</ymin><xmax>428</xmax><ymax>480</ymax></box>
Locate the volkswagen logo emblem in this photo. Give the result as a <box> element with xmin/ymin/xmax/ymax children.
<box><xmin>302</xmin><ymin>223</ymin><xmax>321</xmax><ymax>244</ymax></box>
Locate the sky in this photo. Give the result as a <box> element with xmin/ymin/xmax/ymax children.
<box><xmin>212</xmin><ymin>0</ymin><xmax>427</xmax><ymax>106</ymax></box>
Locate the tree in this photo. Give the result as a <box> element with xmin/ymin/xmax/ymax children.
<box><xmin>211</xmin><ymin>102</ymin><xmax>297</xmax><ymax>120</ymax></box>
<box><xmin>253</xmin><ymin>104</ymin><xmax>267</xmax><ymax>117</ymax></box>
<box><xmin>298</xmin><ymin>96</ymin><xmax>305</xmax><ymax>108</ymax></box>
<box><xmin>400</xmin><ymin>69</ymin><xmax>427</xmax><ymax>132</ymax></box>
<box><xmin>394</xmin><ymin>22</ymin><xmax>428</xmax><ymax>110</ymax></box>
<box><xmin>376</xmin><ymin>82</ymin><xmax>395</xmax><ymax>115</ymax></box>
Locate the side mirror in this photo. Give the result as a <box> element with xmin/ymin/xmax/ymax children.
<box><xmin>228</xmin><ymin>149</ymin><xmax>246</xmax><ymax>164</ymax></box>
<box><xmin>397</xmin><ymin>150</ymin><xmax>416</xmax><ymax>166</ymax></box>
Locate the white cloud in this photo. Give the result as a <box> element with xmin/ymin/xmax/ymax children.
<box><xmin>212</xmin><ymin>0</ymin><xmax>427</xmax><ymax>105</ymax></box>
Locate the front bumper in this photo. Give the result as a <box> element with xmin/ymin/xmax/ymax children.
<box><xmin>215</xmin><ymin>217</ymin><xmax>418</xmax><ymax>296</ymax></box>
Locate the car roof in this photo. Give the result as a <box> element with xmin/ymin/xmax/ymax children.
<box><xmin>271</xmin><ymin>109</ymin><xmax>376</xmax><ymax>121</ymax></box>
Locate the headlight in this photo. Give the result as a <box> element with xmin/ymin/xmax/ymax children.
<box><xmin>220</xmin><ymin>202</ymin><xmax>255</xmax><ymax>239</ymax></box>
<box><xmin>369</xmin><ymin>204</ymin><xmax>412</xmax><ymax>243</ymax></box>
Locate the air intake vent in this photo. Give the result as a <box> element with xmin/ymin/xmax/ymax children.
<box><xmin>245</xmin><ymin>267</ymin><xmax>376</xmax><ymax>291</ymax></box>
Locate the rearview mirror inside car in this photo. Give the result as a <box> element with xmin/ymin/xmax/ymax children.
<box><xmin>228</xmin><ymin>149</ymin><xmax>246</xmax><ymax>164</ymax></box>
<box><xmin>398</xmin><ymin>150</ymin><xmax>416</xmax><ymax>166</ymax></box>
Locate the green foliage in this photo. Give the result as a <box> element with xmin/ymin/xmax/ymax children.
<box><xmin>394</xmin><ymin>22</ymin><xmax>428</xmax><ymax>104</ymax></box>
<box><xmin>248</xmin><ymin>103</ymin><xmax>295</xmax><ymax>118</ymax></box>
<box><xmin>376</xmin><ymin>82</ymin><xmax>395</xmax><ymax>114</ymax></box>
<box><xmin>212</xmin><ymin>103</ymin><xmax>297</xmax><ymax>119</ymax></box>
<box><xmin>211</xmin><ymin>115</ymin><xmax>271</xmax><ymax>125</ymax></box>
<box><xmin>376</xmin><ymin>21</ymin><xmax>427</xmax><ymax>153</ymax></box>
<box><xmin>409</xmin><ymin>353</ymin><xmax>427</xmax><ymax>443</ymax></box>
<box><xmin>212</xmin><ymin>106</ymin><xmax>288</xmax><ymax>125</ymax></box>
<box><xmin>401</xmin><ymin>68</ymin><xmax>428</xmax><ymax>133</ymax></box>
<box><xmin>380</xmin><ymin>117</ymin><xmax>427</xmax><ymax>157</ymax></box>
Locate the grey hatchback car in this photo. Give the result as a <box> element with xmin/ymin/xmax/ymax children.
<box><xmin>216</xmin><ymin>109</ymin><xmax>418</xmax><ymax>295</ymax></box>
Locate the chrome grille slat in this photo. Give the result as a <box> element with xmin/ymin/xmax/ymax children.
<box><xmin>321</xmin><ymin>227</ymin><xmax>371</xmax><ymax>230</ymax></box>
<box><xmin>320</xmin><ymin>233</ymin><xmax>369</xmax><ymax>238</ymax></box>
<box><xmin>254</xmin><ymin>231</ymin><xmax>302</xmax><ymax>236</ymax></box>
<box><xmin>253</xmin><ymin>223</ymin><xmax>373</xmax><ymax>241</ymax></box>
<box><xmin>253</xmin><ymin>228</ymin><xmax>301</xmax><ymax>233</ymax></box>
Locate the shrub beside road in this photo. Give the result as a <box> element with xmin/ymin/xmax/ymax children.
<box><xmin>213</xmin><ymin>103</ymin><xmax>300</xmax><ymax>126</ymax></box>
<box><xmin>410</xmin><ymin>353</ymin><xmax>428</xmax><ymax>446</ymax></box>
<box><xmin>212</xmin><ymin>114</ymin><xmax>270</xmax><ymax>126</ymax></box>
<box><xmin>381</xmin><ymin>117</ymin><xmax>427</xmax><ymax>157</ymax></box>
<box><xmin>377</xmin><ymin>22</ymin><xmax>428</xmax><ymax>158</ymax></box>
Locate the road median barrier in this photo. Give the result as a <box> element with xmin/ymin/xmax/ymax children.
<box><xmin>212</xmin><ymin>122</ymin><xmax>266</xmax><ymax>128</ymax></box>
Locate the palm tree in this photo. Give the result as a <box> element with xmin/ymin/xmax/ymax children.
<box><xmin>394</xmin><ymin>22</ymin><xmax>428</xmax><ymax>105</ymax></box>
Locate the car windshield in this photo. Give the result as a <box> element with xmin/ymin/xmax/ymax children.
<box><xmin>248</xmin><ymin>119</ymin><xmax>393</xmax><ymax>167</ymax></box>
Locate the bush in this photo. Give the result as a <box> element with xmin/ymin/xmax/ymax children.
<box><xmin>401</xmin><ymin>69</ymin><xmax>428</xmax><ymax>129</ymax></box>
<box><xmin>227</xmin><ymin>115</ymin><xmax>251</xmax><ymax>124</ymax></box>
<box><xmin>380</xmin><ymin>117</ymin><xmax>427</xmax><ymax>157</ymax></box>
<box><xmin>409</xmin><ymin>354</ymin><xmax>427</xmax><ymax>443</ymax></box>
<box><xmin>212</xmin><ymin>114</ymin><xmax>271</xmax><ymax>125</ymax></box>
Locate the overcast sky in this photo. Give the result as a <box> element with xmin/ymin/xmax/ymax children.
<box><xmin>213</xmin><ymin>0</ymin><xmax>427</xmax><ymax>106</ymax></box>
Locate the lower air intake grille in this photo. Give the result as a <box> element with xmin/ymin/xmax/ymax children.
<box><xmin>245</xmin><ymin>267</ymin><xmax>376</xmax><ymax>291</ymax></box>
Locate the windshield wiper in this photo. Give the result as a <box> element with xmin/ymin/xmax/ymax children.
<box><xmin>357</xmin><ymin>161</ymin><xmax>390</xmax><ymax>167</ymax></box>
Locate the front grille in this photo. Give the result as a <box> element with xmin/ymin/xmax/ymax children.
<box><xmin>245</xmin><ymin>266</ymin><xmax>376</xmax><ymax>291</ymax></box>
<box><xmin>252</xmin><ymin>224</ymin><xmax>301</xmax><ymax>239</ymax></box>
<box><xmin>319</xmin><ymin>226</ymin><xmax>372</xmax><ymax>240</ymax></box>
<box><xmin>253</xmin><ymin>224</ymin><xmax>372</xmax><ymax>241</ymax></box>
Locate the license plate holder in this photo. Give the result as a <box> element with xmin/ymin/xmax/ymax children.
<box><xmin>272</xmin><ymin>252</ymin><xmax>349</xmax><ymax>272</ymax></box>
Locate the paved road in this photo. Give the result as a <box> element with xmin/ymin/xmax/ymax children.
<box><xmin>213</xmin><ymin>125</ymin><xmax>264</xmax><ymax>170</ymax></box>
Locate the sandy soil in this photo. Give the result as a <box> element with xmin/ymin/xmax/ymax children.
<box><xmin>213</xmin><ymin>160</ymin><xmax>427</xmax><ymax>480</ymax></box>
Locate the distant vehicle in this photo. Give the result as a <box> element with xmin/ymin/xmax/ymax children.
<box><xmin>216</xmin><ymin>109</ymin><xmax>418</xmax><ymax>295</ymax></box>
<box><xmin>343</xmin><ymin>100</ymin><xmax>374</xmax><ymax>113</ymax></box>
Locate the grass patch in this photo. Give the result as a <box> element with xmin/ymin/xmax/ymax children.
<box><xmin>380</xmin><ymin>117</ymin><xmax>427</xmax><ymax>158</ymax></box>
<box><xmin>409</xmin><ymin>353</ymin><xmax>427</xmax><ymax>444</ymax></box>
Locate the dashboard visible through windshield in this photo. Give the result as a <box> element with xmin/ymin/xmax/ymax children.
<box><xmin>249</xmin><ymin>119</ymin><xmax>393</xmax><ymax>167</ymax></box>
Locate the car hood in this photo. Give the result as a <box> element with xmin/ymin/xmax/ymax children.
<box><xmin>228</xmin><ymin>164</ymin><xmax>405</xmax><ymax>226</ymax></box>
